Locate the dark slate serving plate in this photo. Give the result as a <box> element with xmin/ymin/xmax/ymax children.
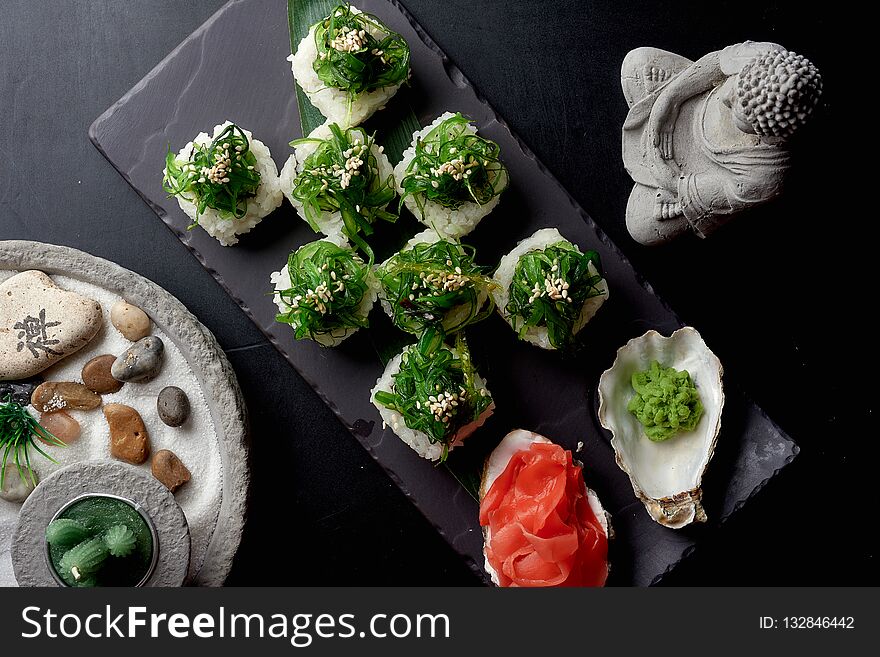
<box><xmin>89</xmin><ymin>0</ymin><xmax>797</xmax><ymax>585</ymax></box>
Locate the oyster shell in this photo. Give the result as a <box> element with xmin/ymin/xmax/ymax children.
<box><xmin>598</xmin><ymin>327</ymin><xmax>724</xmax><ymax>528</ymax></box>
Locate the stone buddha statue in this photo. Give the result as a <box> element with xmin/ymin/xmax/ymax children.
<box><xmin>621</xmin><ymin>42</ymin><xmax>822</xmax><ymax>246</ymax></box>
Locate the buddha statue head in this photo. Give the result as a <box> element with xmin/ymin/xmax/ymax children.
<box><xmin>729</xmin><ymin>49</ymin><xmax>823</xmax><ymax>140</ymax></box>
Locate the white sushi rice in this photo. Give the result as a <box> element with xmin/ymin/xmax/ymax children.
<box><xmin>166</xmin><ymin>121</ymin><xmax>283</xmax><ymax>247</ymax></box>
<box><xmin>492</xmin><ymin>228</ymin><xmax>609</xmax><ymax>350</ymax></box>
<box><xmin>393</xmin><ymin>112</ymin><xmax>503</xmax><ymax>239</ymax></box>
<box><xmin>279</xmin><ymin>123</ymin><xmax>394</xmax><ymax>244</ymax></box>
<box><xmin>370</xmin><ymin>345</ymin><xmax>494</xmax><ymax>461</ymax></box>
<box><xmin>377</xmin><ymin>229</ymin><xmax>490</xmax><ymax>334</ymax></box>
<box><xmin>270</xmin><ymin>239</ymin><xmax>378</xmax><ymax>347</ymax></box>
<box><xmin>288</xmin><ymin>6</ymin><xmax>405</xmax><ymax>128</ymax></box>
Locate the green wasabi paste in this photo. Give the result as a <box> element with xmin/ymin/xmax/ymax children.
<box><xmin>627</xmin><ymin>360</ymin><xmax>704</xmax><ymax>441</ymax></box>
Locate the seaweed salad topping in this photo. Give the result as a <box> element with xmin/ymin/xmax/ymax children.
<box><xmin>1</xmin><ymin>397</ymin><xmax>64</xmax><ymax>489</ymax></box>
<box><xmin>377</xmin><ymin>238</ymin><xmax>494</xmax><ymax>335</ymax></box>
<box><xmin>313</xmin><ymin>4</ymin><xmax>410</xmax><ymax>100</ymax></box>
<box><xmin>400</xmin><ymin>113</ymin><xmax>508</xmax><ymax>215</ymax></box>
<box><xmin>505</xmin><ymin>241</ymin><xmax>605</xmax><ymax>350</ymax></box>
<box><xmin>374</xmin><ymin>331</ymin><xmax>492</xmax><ymax>461</ymax></box>
<box><xmin>163</xmin><ymin>123</ymin><xmax>262</xmax><ymax>226</ymax></box>
<box><xmin>275</xmin><ymin>240</ymin><xmax>372</xmax><ymax>341</ymax></box>
<box><xmin>291</xmin><ymin>124</ymin><xmax>397</xmax><ymax>252</ymax></box>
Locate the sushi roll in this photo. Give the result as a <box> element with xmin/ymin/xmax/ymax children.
<box><xmin>394</xmin><ymin>112</ymin><xmax>508</xmax><ymax>238</ymax></box>
<box><xmin>163</xmin><ymin>121</ymin><xmax>283</xmax><ymax>246</ymax></box>
<box><xmin>479</xmin><ymin>430</ymin><xmax>610</xmax><ymax>587</ymax></box>
<box><xmin>271</xmin><ymin>238</ymin><xmax>378</xmax><ymax>347</ymax></box>
<box><xmin>279</xmin><ymin>122</ymin><xmax>396</xmax><ymax>249</ymax></box>
<box><xmin>371</xmin><ymin>331</ymin><xmax>494</xmax><ymax>461</ymax></box>
<box><xmin>289</xmin><ymin>4</ymin><xmax>411</xmax><ymax>127</ymax></box>
<box><xmin>492</xmin><ymin>228</ymin><xmax>609</xmax><ymax>350</ymax></box>
<box><xmin>376</xmin><ymin>229</ymin><xmax>494</xmax><ymax>335</ymax></box>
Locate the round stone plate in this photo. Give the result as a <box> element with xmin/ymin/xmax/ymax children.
<box><xmin>13</xmin><ymin>461</ymin><xmax>191</xmax><ymax>587</ymax></box>
<box><xmin>0</xmin><ymin>241</ymin><xmax>249</xmax><ymax>586</ymax></box>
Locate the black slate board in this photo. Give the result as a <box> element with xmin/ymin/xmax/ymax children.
<box><xmin>90</xmin><ymin>0</ymin><xmax>797</xmax><ymax>585</ymax></box>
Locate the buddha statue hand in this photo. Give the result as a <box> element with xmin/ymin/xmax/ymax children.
<box><xmin>647</xmin><ymin>92</ymin><xmax>679</xmax><ymax>161</ymax></box>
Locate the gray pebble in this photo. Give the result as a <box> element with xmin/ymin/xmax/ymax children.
<box><xmin>111</xmin><ymin>336</ymin><xmax>165</xmax><ymax>383</ymax></box>
<box><xmin>157</xmin><ymin>386</ymin><xmax>190</xmax><ymax>427</ymax></box>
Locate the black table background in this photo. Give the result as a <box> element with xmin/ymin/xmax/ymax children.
<box><xmin>0</xmin><ymin>1</ymin><xmax>868</xmax><ymax>585</ymax></box>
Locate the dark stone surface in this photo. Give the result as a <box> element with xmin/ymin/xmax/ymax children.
<box><xmin>89</xmin><ymin>0</ymin><xmax>796</xmax><ymax>586</ymax></box>
<box><xmin>0</xmin><ymin>377</ymin><xmax>43</xmax><ymax>406</ymax></box>
<box><xmin>1</xmin><ymin>1</ymin><xmax>865</xmax><ymax>585</ymax></box>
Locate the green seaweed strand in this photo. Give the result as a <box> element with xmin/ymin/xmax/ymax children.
<box><xmin>399</xmin><ymin>113</ymin><xmax>508</xmax><ymax>216</ymax></box>
<box><xmin>505</xmin><ymin>241</ymin><xmax>605</xmax><ymax>350</ymax></box>
<box><xmin>313</xmin><ymin>4</ymin><xmax>410</xmax><ymax>102</ymax></box>
<box><xmin>275</xmin><ymin>240</ymin><xmax>372</xmax><ymax>341</ymax></box>
<box><xmin>0</xmin><ymin>397</ymin><xmax>65</xmax><ymax>489</ymax></box>
<box><xmin>290</xmin><ymin>123</ymin><xmax>397</xmax><ymax>253</ymax></box>
<box><xmin>627</xmin><ymin>360</ymin><xmax>704</xmax><ymax>441</ymax></box>
<box><xmin>376</xmin><ymin>238</ymin><xmax>495</xmax><ymax>335</ymax></box>
<box><xmin>163</xmin><ymin>123</ymin><xmax>262</xmax><ymax>227</ymax></box>
<box><xmin>374</xmin><ymin>330</ymin><xmax>492</xmax><ymax>461</ymax></box>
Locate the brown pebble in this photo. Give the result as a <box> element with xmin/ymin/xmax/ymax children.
<box><xmin>38</xmin><ymin>411</ymin><xmax>81</xmax><ymax>444</ymax></box>
<box><xmin>111</xmin><ymin>300</ymin><xmax>151</xmax><ymax>342</ymax></box>
<box><xmin>151</xmin><ymin>449</ymin><xmax>191</xmax><ymax>493</ymax></box>
<box><xmin>104</xmin><ymin>403</ymin><xmax>150</xmax><ymax>465</ymax></box>
<box><xmin>81</xmin><ymin>354</ymin><xmax>124</xmax><ymax>394</ymax></box>
<box><xmin>31</xmin><ymin>382</ymin><xmax>101</xmax><ymax>413</ymax></box>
